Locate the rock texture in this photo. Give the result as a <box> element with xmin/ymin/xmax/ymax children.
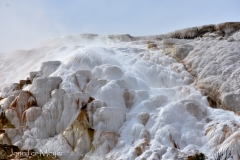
<box><xmin>160</xmin><ymin>22</ymin><xmax>240</xmax><ymax>113</ymax></box>
<box><xmin>0</xmin><ymin>22</ymin><xmax>240</xmax><ymax>160</ymax></box>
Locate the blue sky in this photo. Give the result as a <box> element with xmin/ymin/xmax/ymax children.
<box><xmin>0</xmin><ymin>0</ymin><xmax>240</xmax><ymax>52</ymax></box>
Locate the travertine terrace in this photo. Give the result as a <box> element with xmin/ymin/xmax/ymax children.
<box><xmin>0</xmin><ymin>22</ymin><xmax>240</xmax><ymax>159</ymax></box>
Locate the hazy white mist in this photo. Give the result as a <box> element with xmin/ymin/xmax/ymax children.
<box><xmin>0</xmin><ymin>0</ymin><xmax>239</xmax><ymax>53</ymax></box>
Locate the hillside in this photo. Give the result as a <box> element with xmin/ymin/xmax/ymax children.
<box><xmin>0</xmin><ymin>22</ymin><xmax>240</xmax><ymax>160</ymax></box>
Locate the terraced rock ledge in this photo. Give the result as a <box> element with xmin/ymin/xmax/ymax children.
<box><xmin>0</xmin><ymin>22</ymin><xmax>240</xmax><ymax>159</ymax></box>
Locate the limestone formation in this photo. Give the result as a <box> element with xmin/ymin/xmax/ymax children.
<box><xmin>0</xmin><ymin>22</ymin><xmax>240</xmax><ymax>159</ymax></box>
<box><xmin>39</xmin><ymin>61</ymin><xmax>61</xmax><ymax>77</ymax></box>
<box><xmin>30</xmin><ymin>77</ymin><xmax>62</xmax><ymax>107</ymax></box>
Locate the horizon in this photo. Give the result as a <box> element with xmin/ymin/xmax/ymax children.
<box><xmin>0</xmin><ymin>0</ymin><xmax>240</xmax><ymax>53</ymax></box>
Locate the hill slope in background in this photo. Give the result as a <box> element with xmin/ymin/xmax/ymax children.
<box><xmin>0</xmin><ymin>22</ymin><xmax>240</xmax><ymax>159</ymax></box>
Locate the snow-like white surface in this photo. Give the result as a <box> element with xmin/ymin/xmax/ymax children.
<box><xmin>0</xmin><ymin>27</ymin><xmax>240</xmax><ymax>159</ymax></box>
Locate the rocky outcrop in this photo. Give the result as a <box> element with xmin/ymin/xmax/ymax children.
<box><xmin>9</xmin><ymin>91</ymin><xmax>37</xmax><ymax>125</ymax></box>
<box><xmin>0</xmin><ymin>22</ymin><xmax>240</xmax><ymax>159</ymax></box>
<box><xmin>0</xmin><ymin>133</ymin><xmax>12</xmax><ymax>145</ymax></box>
<box><xmin>108</xmin><ymin>34</ymin><xmax>135</xmax><ymax>42</ymax></box>
<box><xmin>30</xmin><ymin>77</ymin><xmax>62</xmax><ymax>107</ymax></box>
<box><xmin>182</xmin><ymin>35</ymin><xmax>240</xmax><ymax>112</ymax></box>
<box><xmin>216</xmin><ymin>22</ymin><xmax>240</xmax><ymax>34</ymax></box>
<box><xmin>39</xmin><ymin>61</ymin><xmax>61</xmax><ymax>77</ymax></box>
<box><xmin>62</xmin><ymin>103</ymin><xmax>94</xmax><ymax>156</ymax></box>
<box><xmin>162</xmin><ymin>22</ymin><xmax>240</xmax><ymax>39</ymax></box>
<box><xmin>158</xmin><ymin>27</ymin><xmax>240</xmax><ymax>113</ymax></box>
<box><xmin>135</xmin><ymin>22</ymin><xmax>240</xmax><ymax>40</ymax></box>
